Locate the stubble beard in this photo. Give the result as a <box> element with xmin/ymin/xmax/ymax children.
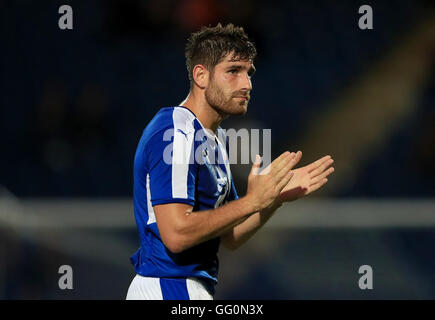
<box><xmin>205</xmin><ymin>79</ymin><xmax>249</xmax><ymax>117</ymax></box>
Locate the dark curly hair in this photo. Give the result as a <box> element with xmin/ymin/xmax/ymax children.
<box><xmin>185</xmin><ymin>23</ymin><xmax>257</xmax><ymax>88</ymax></box>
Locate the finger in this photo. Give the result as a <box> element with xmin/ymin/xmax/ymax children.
<box><xmin>310</xmin><ymin>167</ymin><xmax>334</xmax><ymax>185</ymax></box>
<box><xmin>260</xmin><ymin>151</ymin><xmax>290</xmax><ymax>175</ymax></box>
<box><xmin>274</xmin><ymin>150</ymin><xmax>300</xmax><ymax>180</ymax></box>
<box><xmin>309</xmin><ymin>158</ymin><xmax>334</xmax><ymax>178</ymax></box>
<box><xmin>275</xmin><ymin>151</ymin><xmax>302</xmax><ymax>183</ymax></box>
<box><xmin>274</xmin><ymin>149</ymin><xmax>302</xmax><ymax>176</ymax></box>
<box><xmin>310</xmin><ymin>157</ymin><xmax>333</xmax><ymax>174</ymax></box>
<box><xmin>288</xmin><ymin>150</ymin><xmax>302</xmax><ymax>169</ymax></box>
<box><xmin>308</xmin><ymin>178</ymin><xmax>328</xmax><ymax>193</ymax></box>
<box><xmin>307</xmin><ymin>155</ymin><xmax>332</xmax><ymax>173</ymax></box>
<box><xmin>276</xmin><ymin>170</ymin><xmax>294</xmax><ymax>192</ymax></box>
<box><xmin>273</xmin><ymin>156</ymin><xmax>293</xmax><ymax>182</ymax></box>
<box><xmin>250</xmin><ymin>154</ymin><xmax>262</xmax><ymax>176</ymax></box>
<box><xmin>273</xmin><ymin>151</ymin><xmax>301</xmax><ymax>185</ymax></box>
<box><xmin>268</xmin><ymin>151</ymin><xmax>294</xmax><ymax>176</ymax></box>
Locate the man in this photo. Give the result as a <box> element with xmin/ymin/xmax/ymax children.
<box><xmin>126</xmin><ymin>23</ymin><xmax>334</xmax><ymax>300</ymax></box>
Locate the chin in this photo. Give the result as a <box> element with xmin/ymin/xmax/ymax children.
<box><xmin>239</xmin><ymin>105</ymin><xmax>248</xmax><ymax>115</ymax></box>
<box><xmin>230</xmin><ymin>101</ymin><xmax>249</xmax><ymax>115</ymax></box>
<box><xmin>224</xmin><ymin>106</ymin><xmax>247</xmax><ymax>116</ymax></box>
<box><xmin>214</xmin><ymin>101</ymin><xmax>249</xmax><ymax>117</ymax></box>
<box><xmin>237</xmin><ymin>102</ymin><xmax>249</xmax><ymax>115</ymax></box>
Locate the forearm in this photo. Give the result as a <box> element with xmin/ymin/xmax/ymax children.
<box><xmin>221</xmin><ymin>202</ymin><xmax>283</xmax><ymax>250</ymax></box>
<box><xmin>175</xmin><ymin>196</ymin><xmax>259</xmax><ymax>251</ymax></box>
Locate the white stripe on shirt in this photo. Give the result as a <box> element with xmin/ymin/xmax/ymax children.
<box><xmin>171</xmin><ymin>108</ymin><xmax>195</xmax><ymax>199</ymax></box>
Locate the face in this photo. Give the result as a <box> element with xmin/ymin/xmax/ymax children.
<box><xmin>204</xmin><ymin>53</ymin><xmax>255</xmax><ymax>116</ymax></box>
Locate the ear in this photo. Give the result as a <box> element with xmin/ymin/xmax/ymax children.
<box><xmin>192</xmin><ymin>64</ymin><xmax>209</xmax><ymax>89</ymax></box>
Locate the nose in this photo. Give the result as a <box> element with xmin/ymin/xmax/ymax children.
<box><xmin>242</xmin><ymin>72</ymin><xmax>252</xmax><ymax>91</ymax></box>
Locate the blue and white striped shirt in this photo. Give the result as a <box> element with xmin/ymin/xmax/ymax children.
<box><xmin>130</xmin><ymin>106</ymin><xmax>238</xmax><ymax>294</ymax></box>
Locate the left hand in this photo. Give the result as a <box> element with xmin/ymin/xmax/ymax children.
<box><xmin>276</xmin><ymin>152</ymin><xmax>334</xmax><ymax>203</ymax></box>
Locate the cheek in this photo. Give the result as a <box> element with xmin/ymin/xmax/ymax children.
<box><xmin>212</xmin><ymin>78</ymin><xmax>232</xmax><ymax>96</ymax></box>
<box><xmin>220</xmin><ymin>76</ymin><xmax>238</xmax><ymax>93</ymax></box>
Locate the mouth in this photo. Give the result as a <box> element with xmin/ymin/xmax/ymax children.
<box><xmin>234</xmin><ymin>96</ymin><xmax>249</xmax><ymax>101</ymax></box>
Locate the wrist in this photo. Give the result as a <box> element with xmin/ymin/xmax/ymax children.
<box><xmin>263</xmin><ymin>200</ymin><xmax>283</xmax><ymax>214</ymax></box>
<box><xmin>240</xmin><ymin>194</ymin><xmax>262</xmax><ymax>214</ymax></box>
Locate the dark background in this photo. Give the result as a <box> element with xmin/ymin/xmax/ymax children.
<box><xmin>1</xmin><ymin>0</ymin><xmax>434</xmax><ymax>299</ymax></box>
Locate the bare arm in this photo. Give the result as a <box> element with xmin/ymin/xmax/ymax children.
<box><xmin>155</xmin><ymin>197</ymin><xmax>257</xmax><ymax>253</ymax></box>
<box><xmin>220</xmin><ymin>202</ymin><xmax>282</xmax><ymax>250</ymax></box>
<box><xmin>154</xmin><ymin>151</ymin><xmax>295</xmax><ymax>253</ymax></box>
<box><xmin>221</xmin><ymin>152</ymin><xmax>335</xmax><ymax>250</ymax></box>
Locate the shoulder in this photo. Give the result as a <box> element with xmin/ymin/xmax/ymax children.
<box><xmin>141</xmin><ymin>106</ymin><xmax>197</xmax><ymax>143</ymax></box>
<box><xmin>171</xmin><ymin>106</ymin><xmax>197</xmax><ymax>132</ymax></box>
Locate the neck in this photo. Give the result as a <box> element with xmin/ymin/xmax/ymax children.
<box><xmin>180</xmin><ymin>91</ymin><xmax>224</xmax><ymax>134</ymax></box>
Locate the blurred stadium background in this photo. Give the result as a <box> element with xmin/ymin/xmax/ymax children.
<box><xmin>1</xmin><ymin>0</ymin><xmax>434</xmax><ymax>299</ymax></box>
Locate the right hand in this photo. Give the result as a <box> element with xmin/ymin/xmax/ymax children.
<box><xmin>246</xmin><ymin>151</ymin><xmax>300</xmax><ymax>212</ymax></box>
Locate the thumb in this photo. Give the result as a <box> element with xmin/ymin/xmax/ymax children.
<box><xmin>250</xmin><ymin>154</ymin><xmax>261</xmax><ymax>176</ymax></box>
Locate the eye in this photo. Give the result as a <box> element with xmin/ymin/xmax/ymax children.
<box><xmin>228</xmin><ymin>69</ymin><xmax>238</xmax><ymax>75</ymax></box>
